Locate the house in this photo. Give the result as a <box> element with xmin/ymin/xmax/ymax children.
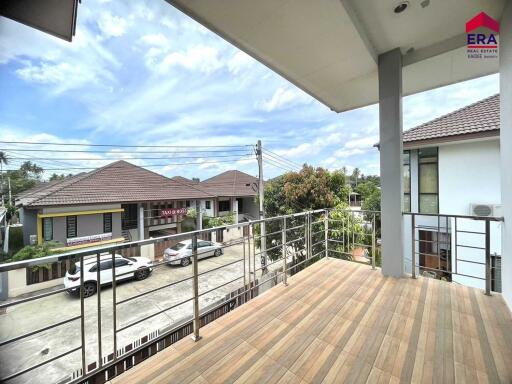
<box><xmin>199</xmin><ymin>170</ymin><xmax>259</xmax><ymax>222</ymax></box>
<box><xmin>16</xmin><ymin>160</ymin><xmax>213</xmax><ymax>250</ymax></box>
<box><xmin>401</xmin><ymin>94</ymin><xmax>502</xmax><ymax>290</ymax></box>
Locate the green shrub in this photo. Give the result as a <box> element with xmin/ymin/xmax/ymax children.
<box><xmin>12</xmin><ymin>241</ymin><xmax>64</xmax><ymax>261</ymax></box>
<box><xmin>8</xmin><ymin>226</ymin><xmax>24</xmax><ymax>256</ymax></box>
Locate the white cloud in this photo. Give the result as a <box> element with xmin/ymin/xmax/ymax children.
<box><xmin>227</xmin><ymin>51</ymin><xmax>255</xmax><ymax>74</ymax></box>
<box><xmin>97</xmin><ymin>11</ymin><xmax>128</xmax><ymax>38</ymax></box>
<box><xmin>343</xmin><ymin>135</ymin><xmax>379</xmax><ymax>149</ymax></box>
<box><xmin>261</xmin><ymin>87</ymin><xmax>312</xmax><ymax>112</ymax></box>
<box><xmin>151</xmin><ymin>46</ymin><xmax>223</xmax><ymax>74</ymax></box>
<box><xmin>15</xmin><ymin>62</ymin><xmax>98</xmax><ymax>92</ymax></box>
<box><xmin>161</xmin><ymin>17</ymin><xmax>177</xmax><ymax>29</ymax></box>
<box><xmin>139</xmin><ymin>33</ymin><xmax>170</xmax><ymax>48</ymax></box>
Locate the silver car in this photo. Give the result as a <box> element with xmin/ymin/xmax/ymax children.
<box><xmin>163</xmin><ymin>239</ymin><xmax>223</xmax><ymax>266</ymax></box>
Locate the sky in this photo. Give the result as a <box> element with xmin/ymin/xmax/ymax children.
<box><xmin>0</xmin><ymin>0</ymin><xmax>500</xmax><ymax>181</ymax></box>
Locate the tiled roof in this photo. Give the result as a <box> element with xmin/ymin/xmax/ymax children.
<box><xmin>19</xmin><ymin>161</ymin><xmax>213</xmax><ymax>207</ymax></box>
<box><xmin>403</xmin><ymin>94</ymin><xmax>500</xmax><ymax>144</ymax></box>
<box><xmin>201</xmin><ymin>170</ymin><xmax>259</xmax><ymax>197</ymax></box>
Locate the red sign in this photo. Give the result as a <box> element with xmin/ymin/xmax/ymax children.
<box><xmin>160</xmin><ymin>208</ymin><xmax>188</xmax><ymax>218</ymax></box>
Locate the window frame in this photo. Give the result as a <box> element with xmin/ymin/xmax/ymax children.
<box><xmin>418</xmin><ymin>147</ymin><xmax>439</xmax><ymax>214</ymax></box>
<box><xmin>403</xmin><ymin>150</ymin><xmax>411</xmax><ymax>213</ymax></box>
<box><xmin>66</xmin><ymin>216</ymin><xmax>77</xmax><ymax>239</ymax></box>
<box><xmin>205</xmin><ymin>200</ymin><xmax>211</xmax><ymax>210</ymax></box>
<box><xmin>218</xmin><ymin>200</ymin><xmax>230</xmax><ymax>212</ymax></box>
<box><xmin>42</xmin><ymin>217</ymin><xmax>53</xmax><ymax>242</ymax></box>
<box><xmin>103</xmin><ymin>212</ymin><xmax>113</xmax><ymax>233</ymax></box>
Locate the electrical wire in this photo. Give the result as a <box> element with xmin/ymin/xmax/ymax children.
<box><xmin>0</xmin><ymin>141</ymin><xmax>253</xmax><ymax>148</ymax></box>
<box><xmin>262</xmin><ymin>147</ymin><xmax>303</xmax><ymax>169</ymax></box>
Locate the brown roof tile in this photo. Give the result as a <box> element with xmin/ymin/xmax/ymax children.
<box><xmin>403</xmin><ymin>94</ymin><xmax>499</xmax><ymax>144</ymax></box>
<box><xmin>21</xmin><ymin>160</ymin><xmax>213</xmax><ymax>207</ymax></box>
<box><xmin>201</xmin><ymin>170</ymin><xmax>258</xmax><ymax>197</ymax></box>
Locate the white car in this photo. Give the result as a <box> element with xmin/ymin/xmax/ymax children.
<box><xmin>164</xmin><ymin>239</ymin><xmax>223</xmax><ymax>266</ymax></box>
<box><xmin>64</xmin><ymin>254</ymin><xmax>153</xmax><ymax>298</ymax></box>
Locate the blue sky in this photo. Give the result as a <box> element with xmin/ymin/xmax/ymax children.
<box><xmin>0</xmin><ymin>0</ymin><xmax>500</xmax><ymax>181</ymax></box>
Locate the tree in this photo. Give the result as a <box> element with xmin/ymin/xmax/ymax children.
<box><xmin>7</xmin><ymin>161</ymin><xmax>44</xmax><ymax>197</ymax></box>
<box><xmin>49</xmin><ymin>173</ymin><xmax>72</xmax><ymax>181</ymax></box>
<box><xmin>355</xmin><ymin>180</ymin><xmax>379</xmax><ymax>202</ymax></box>
<box><xmin>351</xmin><ymin>167</ymin><xmax>361</xmax><ymax>187</ymax></box>
<box><xmin>0</xmin><ymin>151</ymin><xmax>8</xmax><ymax>204</ymax></box>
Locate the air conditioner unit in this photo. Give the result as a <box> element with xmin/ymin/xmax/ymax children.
<box><xmin>470</xmin><ymin>204</ymin><xmax>502</xmax><ymax>217</ymax></box>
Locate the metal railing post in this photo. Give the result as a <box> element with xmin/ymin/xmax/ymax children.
<box><xmin>324</xmin><ymin>209</ymin><xmax>329</xmax><ymax>258</ymax></box>
<box><xmin>191</xmin><ymin>233</ymin><xmax>201</xmax><ymax>341</ymax></box>
<box><xmin>282</xmin><ymin>217</ymin><xmax>288</xmax><ymax>286</ymax></box>
<box><xmin>411</xmin><ymin>214</ymin><xmax>416</xmax><ymax>279</ymax></box>
<box><xmin>111</xmin><ymin>250</ymin><xmax>117</xmax><ymax>360</ymax></box>
<box><xmin>96</xmin><ymin>252</ymin><xmax>102</xmax><ymax>368</ymax></box>
<box><xmin>371</xmin><ymin>213</ymin><xmax>376</xmax><ymax>270</ymax></box>
<box><xmin>80</xmin><ymin>256</ymin><xmax>86</xmax><ymax>376</ymax></box>
<box><xmin>242</xmin><ymin>233</ymin><xmax>247</xmax><ymax>301</ymax></box>
<box><xmin>485</xmin><ymin>219</ymin><xmax>491</xmax><ymax>296</ymax></box>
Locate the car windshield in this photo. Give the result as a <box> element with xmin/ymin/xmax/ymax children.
<box><xmin>170</xmin><ymin>243</ymin><xmax>186</xmax><ymax>251</ymax></box>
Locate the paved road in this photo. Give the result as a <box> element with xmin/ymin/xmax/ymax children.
<box><xmin>0</xmin><ymin>241</ymin><xmax>287</xmax><ymax>384</ymax></box>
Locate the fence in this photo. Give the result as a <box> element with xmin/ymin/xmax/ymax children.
<box><xmin>0</xmin><ymin>209</ymin><xmax>329</xmax><ymax>384</ymax></box>
<box><xmin>403</xmin><ymin>212</ymin><xmax>504</xmax><ymax>294</ymax></box>
<box><xmin>0</xmin><ymin>208</ymin><xmax>502</xmax><ymax>383</ymax></box>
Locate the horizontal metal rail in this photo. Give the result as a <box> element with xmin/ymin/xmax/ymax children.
<box><xmin>116</xmin><ymin>275</ymin><xmax>194</xmax><ymax>305</ymax></box>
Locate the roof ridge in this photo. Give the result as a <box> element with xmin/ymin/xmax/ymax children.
<box><xmin>404</xmin><ymin>93</ymin><xmax>499</xmax><ymax>135</ymax></box>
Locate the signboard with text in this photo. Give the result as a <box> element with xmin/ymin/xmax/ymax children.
<box><xmin>160</xmin><ymin>208</ymin><xmax>188</xmax><ymax>218</ymax></box>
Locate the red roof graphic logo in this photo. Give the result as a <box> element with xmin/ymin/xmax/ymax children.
<box><xmin>466</xmin><ymin>12</ymin><xmax>500</xmax><ymax>33</ymax></box>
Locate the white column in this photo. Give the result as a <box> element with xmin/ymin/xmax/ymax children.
<box><xmin>378</xmin><ymin>48</ymin><xmax>405</xmax><ymax>277</ymax></box>
<box><xmin>138</xmin><ymin>204</ymin><xmax>144</xmax><ymax>241</ymax></box>
<box><xmin>233</xmin><ymin>199</ymin><xmax>239</xmax><ymax>224</ymax></box>
<box><xmin>500</xmin><ymin>2</ymin><xmax>512</xmax><ymax>308</ymax></box>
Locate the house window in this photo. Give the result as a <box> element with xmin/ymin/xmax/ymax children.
<box><xmin>42</xmin><ymin>218</ymin><xmax>53</xmax><ymax>241</ymax></box>
<box><xmin>403</xmin><ymin>151</ymin><xmax>411</xmax><ymax>213</ymax></box>
<box><xmin>121</xmin><ymin>204</ymin><xmax>138</xmax><ymax>230</ymax></box>
<box><xmin>205</xmin><ymin>200</ymin><xmax>211</xmax><ymax>210</ymax></box>
<box><xmin>103</xmin><ymin>213</ymin><xmax>112</xmax><ymax>233</ymax></box>
<box><xmin>186</xmin><ymin>200</ymin><xmax>191</xmax><ymax>208</ymax></box>
<box><xmin>66</xmin><ymin>216</ymin><xmax>77</xmax><ymax>238</ymax></box>
<box><xmin>218</xmin><ymin>200</ymin><xmax>230</xmax><ymax>212</ymax></box>
<box><xmin>236</xmin><ymin>198</ymin><xmax>244</xmax><ymax>213</ymax></box>
<box><xmin>418</xmin><ymin>147</ymin><xmax>438</xmax><ymax>214</ymax></box>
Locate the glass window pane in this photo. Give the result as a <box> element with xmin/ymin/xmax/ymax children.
<box><xmin>419</xmin><ymin>163</ymin><xmax>438</xmax><ymax>193</ymax></box>
<box><xmin>419</xmin><ymin>147</ymin><xmax>438</xmax><ymax>163</ymax></box>
<box><xmin>403</xmin><ymin>164</ymin><xmax>410</xmax><ymax>193</ymax></box>
<box><xmin>43</xmin><ymin>218</ymin><xmax>53</xmax><ymax>241</ymax></box>
<box><xmin>420</xmin><ymin>195</ymin><xmax>438</xmax><ymax>214</ymax></box>
<box><xmin>403</xmin><ymin>194</ymin><xmax>411</xmax><ymax>213</ymax></box>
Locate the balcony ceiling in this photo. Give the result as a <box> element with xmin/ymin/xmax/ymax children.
<box><xmin>167</xmin><ymin>0</ymin><xmax>505</xmax><ymax>112</ymax></box>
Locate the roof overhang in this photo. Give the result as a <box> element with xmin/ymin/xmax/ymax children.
<box><xmin>0</xmin><ymin>0</ymin><xmax>79</xmax><ymax>42</ymax></box>
<box><xmin>166</xmin><ymin>0</ymin><xmax>505</xmax><ymax>112</ymax></box>
<box><xmin>403</xmin><ymin>130</ymin><xmax>500</xmax><ymax>150</ymax></box>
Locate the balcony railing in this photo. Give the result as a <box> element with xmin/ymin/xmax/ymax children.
<box><xmin>0</xmin><ymin>208</ymin><xmax>502</xmax><ymax>383</ymax></box>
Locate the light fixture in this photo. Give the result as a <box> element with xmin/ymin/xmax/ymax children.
<box><xmin>394</xmin><ymin>1</ymin><xmax>409</xmax><ymax>14</ymax></box>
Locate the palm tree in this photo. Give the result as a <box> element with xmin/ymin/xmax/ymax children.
<box><xmin>352</xmin><ymin>167</ymin><xmax>361</xmax><ymax>187</ymax></box>
<box><xmin>0</xmin><ymin>151</ymin><xmax>8</xmax><ymax>205</ymax></box>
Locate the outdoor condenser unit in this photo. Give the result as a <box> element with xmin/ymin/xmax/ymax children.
<box><xmin>469</xmin><ymin>204</ymin><xmax>503</xmax><ymax>217</ymax></box>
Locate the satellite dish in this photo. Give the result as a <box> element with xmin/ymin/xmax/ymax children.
<box><xmin>251</xmin><ymin>182</ymin><xmax>258</xmax><ymax>192</ymax></box>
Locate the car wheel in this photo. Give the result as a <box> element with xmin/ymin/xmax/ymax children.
<box><xmin>134</xmin><ymin>268</ymin><xmax>150</xmax><ymax>280</ymax></box>
<box><xmin>82</xmin><ymin>282</ymin><xmax>97</xmax><ymax>298</ymax></box>
<box><xmin>214</xmin><ymin>248</ymin><xmax>222</xmax><ymax>257</ymax></box>
<box><xmin>181</xmin><ymin>257</ymin><xmax>191</xmax><ymax>267</ymax></box>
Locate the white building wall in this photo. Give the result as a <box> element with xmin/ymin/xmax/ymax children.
<box><xmin>438</xmin><ymin>139</ymin><xmax>502</xmax><ymax>289</ymax></box>
<box><xmin>404</xmin><ymin>139</ymin><xmax>501</xmax><ymax>290</ymax></box>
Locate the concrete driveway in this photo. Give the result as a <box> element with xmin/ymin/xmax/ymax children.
<box><xmin>0</xmin><ymin>240</ymin><xmax>289</xmax><ymax>384</ymax></box>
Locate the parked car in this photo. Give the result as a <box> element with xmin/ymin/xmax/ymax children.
<box><xmin>64</xmin><ymin>254</ymin><xmax>153</xmax><ymax>298</ymax></box>
<box><xmin>164</xmin><ymin>239</ymin><xmax>223</xmax><ymax>266</ymax></box>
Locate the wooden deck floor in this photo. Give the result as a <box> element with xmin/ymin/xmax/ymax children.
<box><xmin>110</xmin><ymin>258</ymin><xmax>512</xmax><ymax>384</ymax></box>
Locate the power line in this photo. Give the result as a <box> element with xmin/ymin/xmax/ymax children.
<box><xmin>0</xmin><ymin>148</ymin><xmax>252</xmax><ymax>154</ymax></box>
<box><xmin>0</xmin><ymin>141</ymin><xmax>253</xmax><ymax>148</ymax></box>
<box><xmin>262</xmin><ymin>157</ymin><xmax>296</xmax><ymax>173</ymax></box>
<box><xmin>3</xmin><ymin>157</ymin><xmax>256</xmax><ymax>172</ymax></box>
<box><xmin>262</xmin><ymin>147</ymin><xmax>302</xmax><ymax>169</ymax></box>
<box><xmin>5</xmin><ymin>154</ymin><xmax>254</xmax><ymax>161</ymax></box>
<box><xmin>262</xmin><ymin>154</ymin><xmax>299</xmax><ymax>171</ymax></box>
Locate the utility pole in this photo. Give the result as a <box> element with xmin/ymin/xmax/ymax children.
<box><xmin>8</xmin><ymin>176</ymin><xmax>12</xmax><ymax>206</ymax></box>
<box><xmin>256</xmin><ymin>140</ymin><xmax>267</xmax><ymax>272</ymax></box>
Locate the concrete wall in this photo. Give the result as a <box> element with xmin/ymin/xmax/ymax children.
<box><xmin>20</xmin><ymin>208</ymin><xmax>38</xmax><ymax>245</ymax></box>
<box><xmin>239</xmin><ymin>197</ymin><xmax>258</xmax><ymax>219</ymax></box>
